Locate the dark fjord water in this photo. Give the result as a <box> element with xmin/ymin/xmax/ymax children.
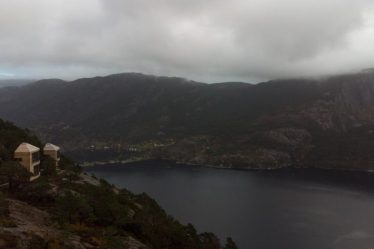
<box><xmin>85</xmin><ymin>160</ymin><xmax>374</xmax><ymax>249</ymax></box>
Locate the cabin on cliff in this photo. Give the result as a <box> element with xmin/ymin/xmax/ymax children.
<box><xmin>14</xmin><ymin>143</ymin><xmax>40</xmax><ymax>181</ymax></box>
<box><xmin>43</xmin><ymin>143</ymin><xmax>60</xmax><ymax>166</ymax></box>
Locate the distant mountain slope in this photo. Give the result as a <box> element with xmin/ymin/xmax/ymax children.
<box><xmin>0</xmin><ymin>79</ymin><xmax>35</xmax><ymax>88</ymax></box>
<box><xmin>0</xmin><ymin>73</ymin><xmax>321</xmax><ymax>138</ymax></box>
<box><xmin>1</xmin><ymin>72</ymin><xmax>374</xmax><ymax>170</ymax></box>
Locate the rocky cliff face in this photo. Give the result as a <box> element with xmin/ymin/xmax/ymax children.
<box><xmin>1</xmin><ymin>71</ymin><xmax>374</xmax><ymax>170</ymax></box>
<box><xmin>302</xmin><ymin>73</ymin><xmax>374</xmax><ymax>131</ymax></box>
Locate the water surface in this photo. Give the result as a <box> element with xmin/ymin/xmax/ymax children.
<box><xmin>85</xmin><ymin>160</ymin><xmax>374</xmax><ymax>249</ymax></box>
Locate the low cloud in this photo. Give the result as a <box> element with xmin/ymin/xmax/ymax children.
<box><xmin>0</xmin><ymin>0</ymin><xmax>374</xmax><ymax>82</ymax></box>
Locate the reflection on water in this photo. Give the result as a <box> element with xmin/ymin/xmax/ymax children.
<box><xmin>85</xmin><ymin>160</ymin><xmax>374</xmax><ymax>249</ymax></box>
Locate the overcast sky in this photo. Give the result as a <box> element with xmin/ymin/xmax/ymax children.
<box><xmin>1</xmin><ymin>0</ymin><xmax>374</xmax><ymax>83</ymax></box>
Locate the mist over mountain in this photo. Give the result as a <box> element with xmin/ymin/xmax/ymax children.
<box><xmin>0</xmin><ymin>79</ymin><xmax>35</xmax><ymax>88</ymax></box>
<box><xmin>1</xmin><ymin>71</ymin><xmax>374</xmax><ymax>170</ymax></box>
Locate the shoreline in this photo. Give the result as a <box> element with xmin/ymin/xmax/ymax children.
<box><xmin>79</xmin><ymin>157</ymin><xmax>275</xmax><ymax>171</ymax></box>
<box><xmin>80</xmin><ymin>157</ymin><xmax>149</xmax><ymax>167</ymax></box>
<box><xmin>79</xmin><ymin>157</ymin><xmax>374</xmax><ymax>174</ymax></box>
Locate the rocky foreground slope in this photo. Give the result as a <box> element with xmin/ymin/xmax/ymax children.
<box><xmin>0</xmin><ymin>119</ymin><xmax>236</xmax><ymax>249</ymax></box>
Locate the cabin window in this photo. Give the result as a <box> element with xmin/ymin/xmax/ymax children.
<box><xmin>32</xmin><ymin>152</ymin><xmax>40</xmax><ymax>163</ymax></box>
<box><xmin>57</xmin><ymin>150</ymin><xmax>61</xmax><ymax>159</ymax></box>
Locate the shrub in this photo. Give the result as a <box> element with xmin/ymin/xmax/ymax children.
<box><xmin>40</xmin><ymin>156</ymin><xmax>57</xmax><ymax>176</ymax></box>
<box><xmin>0</xmin><ymin>161</ymin><xmax>31</xmax><ymax>191</ymax></box>
<box><xmin>0</xmin><ymin>192</ymin><xmax>9</xmax><ymax>216</ymax></box>
<box><xmin>15</xmin><ymin>178</ymin><xmax>55</xmax><ymax>206</ymax></box>
<box><xmin>55</xmin><ymin>191</ymin><xmax>93</xmax><ymax>225</ymax></box>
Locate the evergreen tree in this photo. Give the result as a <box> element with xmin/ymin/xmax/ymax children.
<box><xmin>40</xmin><ymin>156</ymin><xmax>57</xmax><ymax>176</ymax></box>
<box><xmin>56</xmin><ymin>191</ymin><xmax>93</xmax><ymax>224</ymax></box>
<box><xmin>0</xmin><ymin>161</ymin><xmax>31</xmax><ymax>191</ymax></box>
<box><xmin>224</xmin><ymin>237</ymin><xmax>238</xmax><ymax>249</ymax></box>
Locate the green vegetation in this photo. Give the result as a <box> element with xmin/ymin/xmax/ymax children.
<box><xmin>40</xmin><ymin>156</ymin><xmax>57</xmax><ymax>176</ymax></box>
<box><xmin>0</xmin><ymin>192</ymin><xmax>9</xmax><ymax>217</ymax></box>
<box><xmin>0</xmin><ymin>161</ymin><xmax>31</xmax><ymax>191</ymax></box>
<box><xmin>224</xmin><ymin>237</ymin><xmax>239</xmax><ymax>249</ymax></box>
<box><xmin>0</xmin><ymin>119</ymin><xmax>41</xmax><ymax>160</ymax></box>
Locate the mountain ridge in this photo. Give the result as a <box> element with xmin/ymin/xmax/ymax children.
<box><xmin>1</xmin><ymin>71</ymin><xmax>374</xmax><ymax>170</ymax></box>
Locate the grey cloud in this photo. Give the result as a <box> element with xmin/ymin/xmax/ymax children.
<box><xmin>0</xmin><ymin>0</ymin><xmax>374</xmax><ymax>82</ymax></box>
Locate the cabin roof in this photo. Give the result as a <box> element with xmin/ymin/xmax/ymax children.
<box><xmin>44</xmin><ymin>143</ymin><xmax>60</xmax><ymax>151</ymax></box>
<box><xmin>15</xmin><ymin>143</ymin><xmax>40</xmax><ymax>153</ymax></box>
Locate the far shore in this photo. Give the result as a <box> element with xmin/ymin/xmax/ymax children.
<box><xmin>79</xmin><ymin>157</ymin><xmax>374</xmax><ymax>174</ymax></box>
